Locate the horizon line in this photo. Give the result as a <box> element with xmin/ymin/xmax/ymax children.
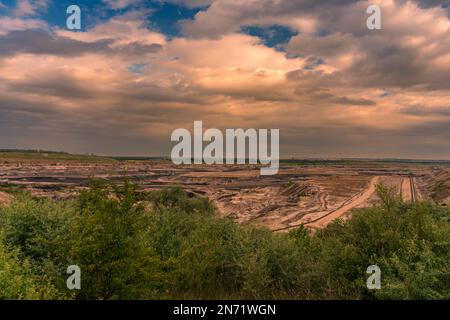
<box><xmin>1</xmin><ymin>149</ymin><xmax>450</xmax><ymax>163</ymax></box>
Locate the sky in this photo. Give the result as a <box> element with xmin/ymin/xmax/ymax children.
<box><xmin>0</xmin><ymin>0</ymin><xmax>449</xmax><ymax>159</ymax></box>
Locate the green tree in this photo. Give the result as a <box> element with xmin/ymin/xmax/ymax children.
<box><xmin>66</xmin><ymin>179</ymin><xmax>167</xmax><ymax>299</ymax></box>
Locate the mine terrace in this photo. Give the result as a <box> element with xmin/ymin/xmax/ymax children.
<box><xmin>0</xmin><ymin>151</ymin><xmax>448</xmax><ymax>232</ymax></box>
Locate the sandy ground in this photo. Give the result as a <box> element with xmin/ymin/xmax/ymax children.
<box><xmin>304</xmin><ymin>176</ymin><xmax>380</xmax><ymax>229</ymax></box>
<box><xmin>0</xmin><ymin>158</ymin><xmax>447</xmax><ymax>230</ymax></box>
<box><xmin>401</xmin><ymin>177</ymin><xmax>413</xmax><ymax>202</ymax></box>
<box><xmin>401</xmin><ymin>177</ymin><xmax>422</xmax><ymax>203</ymax></box>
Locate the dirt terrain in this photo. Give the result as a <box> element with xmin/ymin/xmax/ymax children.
<box><xmin>303</xmin><ymin>176</ymin><xmax>380</xmax><ymax>229</ymax></box>
<box><xmin>0</xmin><ymin>155</ymin><xmax>448</xmax><ymax>230</ymax></box>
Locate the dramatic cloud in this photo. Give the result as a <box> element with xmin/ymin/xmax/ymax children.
<box><xmin>0</xmin><ymin>0</ymin><xmax>449</xmax><ymax>159</ymax></box>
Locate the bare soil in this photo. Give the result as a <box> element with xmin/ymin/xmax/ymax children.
<box><xmin>0</xmin><ymin>157</ymin><xmax>448</xmax><ymax>230</ymax></box>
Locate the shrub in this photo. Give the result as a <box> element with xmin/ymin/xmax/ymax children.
<box><xmin>0</xmin><ymin>181</ymin><xmax>448</xmax><ymax>300</ymax></box>
<box><xmin>66</xmin><ymin>179</ymin><xmax>168</xmax><ymax>299</ymax></box>
<box><xmin>0</xmin><ymin>242</ymin><xmax>39</xmax><ymax>300</ymax></box>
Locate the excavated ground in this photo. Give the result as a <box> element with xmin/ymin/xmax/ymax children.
<box><xmin>0</xmin><ymin>157</ymin><xmax>448</xmax><ymax>230</ymax></box>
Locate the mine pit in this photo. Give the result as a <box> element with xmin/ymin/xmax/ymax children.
<box><xmin>0</xmin><ymin>157</ymin><xmax>448</xmax><ymax>230</ymax></box>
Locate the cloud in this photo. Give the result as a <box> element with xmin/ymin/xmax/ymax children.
<box><xmin>13</xmin><ymin>0</ymin><xmax>49</xmax><ymax>17</ymax></box>
<box><xmin>161</xmin><ymin>0</ymin><xmax>214</xmax><ymax>8</ymax></box>
<box><xmin>0</xmin><ymin>16</ymin><xmax>47</xmax><ymax>35</ymax></box>
<box><xmin>0</xmin><ymin>30</ymin><xmax>111</xmax><ymax>57</ymax></box>
<box><xmin>415</xmin><ymin>0</ymin><xmax>450</xmax><ymax>12</ymax></box>
<box><xmin>102</xmin><ymin>0</ymin><xmax>140</xmax><ymax>10</ymax></box>
<box><xmin>0</xmin><ymin>0</ymin><xmax>449</xmax><ymax>158</ymax></box>
<box><xmin>179</xmin><ymin>0</ymin><xmax>360</xmax><ymax>38</ymax></box>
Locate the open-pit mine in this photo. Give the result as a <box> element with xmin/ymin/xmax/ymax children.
<box><xmin>1</xmin><ymin>153</ymin><xmax>449</xmax><ymax>231</ymax></box>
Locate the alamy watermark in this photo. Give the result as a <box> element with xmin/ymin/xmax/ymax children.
<box><xmin>66</xmin><ymin>5</ymin><xmax>81</xmax><ymax>30</ymax></box>
<box><xmin>366</xmin><ymin>265</ymin><xmax>381</xmax><ymax>290</ymax></box>
<box><xmin>66</xmin><ymin>265</ymin><xmax>81</xmax><ymax>290</ymax></box>
<box><xmin>171</xmin><ymin>121</ymin><xmax>279</xmax><ymax>175</ymax></box>
<box><xmin>367</xmin><ymin>4</ymin><xmax>382</xmax><ymax>30</ymax></box>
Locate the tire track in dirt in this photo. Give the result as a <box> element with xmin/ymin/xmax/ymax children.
<box><xmin>272</xmin><ymin>176</ymin><xmax>380</xmax><ymax>232</ymax></box>
<box><xmin>401</xmin><ymin>177</ymin><xmax>412</xmax><ymax>202</ymax></box>
<box><xmin>401</xmin><ymin>176</ymin><xmax>418</xmax><ymax>203</ymax></box>
<box><xmin>410</xmin><ymin>176</ymin><xmax>417</xmax><ymax>203</ymax></box>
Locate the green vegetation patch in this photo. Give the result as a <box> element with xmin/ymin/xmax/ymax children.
<box><xmin>0</xmin><ymin>150</ymin><xmax>115</xmax><ymax>162</ymax></box>
<box><xmin>0</xmin><ymin>181</ymin><xmax>448</xmax><ymax>300</ymax></box>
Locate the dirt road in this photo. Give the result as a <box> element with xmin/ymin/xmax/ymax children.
<box><xmin>401</xmin><ymin>176</ymin><xmax>417</xmax><ymax>203</ymax></box>
<box><xmin>272</xmin><ymin>176</ymin><xmax>380</xmax><ymax>231</ymax></box>
<box><xmin>401</xmin><ymin>177</ymin><xmax>412</xmax><ymax>202</ymax></box>
<box><xmin>304</xmin><ymin>176</ymin><xmax>380</xmax><ymax>229</ymax></box>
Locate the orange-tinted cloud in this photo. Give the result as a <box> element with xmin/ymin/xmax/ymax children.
<box><xmin>0</xmin><ymin>0</ymin><xmax>449</xmax><ymax>159</ymax></box>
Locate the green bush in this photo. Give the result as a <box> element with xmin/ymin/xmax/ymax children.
<box><xmin>0</xmin><ymin>242</ymin><xmax>40</xmax><ymax>299</ymax></box>
<box><xmin>0</xmin><ymin>195</ymin><xmax>75</xmax><ymax>261</ymax></box>
<box><xmin>0</xmin><ymin>181</ymin><xmax>448</xmax><ymax>300</ymax></box>
<box><xmin>0</xmin><ymin>195</ymin><xmax>75</xmax><ymax>298</ymax></box>
<box><xmin>316</xmin><ymin>185</ymin><xmax>450</xmax><ymax>299</ymax></box>
<box><xmin>65</xmin><ymin>179</ymin><xmax>168</xmax><ymax>299</ymax></box>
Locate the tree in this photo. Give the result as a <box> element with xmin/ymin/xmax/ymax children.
<box><xmin>67</xmin><ymin>179</ymin><xmax>167</xmax><ymax>299</ymax></box>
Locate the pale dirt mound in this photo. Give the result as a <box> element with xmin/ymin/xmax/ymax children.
<box><xmin>0</xmin><ymin>191</ymin><xmax>13</xmax><ymax>207</ymax></box>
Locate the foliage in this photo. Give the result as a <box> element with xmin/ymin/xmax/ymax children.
<box><xmin>65</xmin><ymin>179</ymin><xmax>167</xmax><ymax>299</ymax></box>
<box><xmin>0</xmin><ymin>181</ymin><xmax>448</xmax><ymax>300</ymax></box>
<box><xmin>0</xmin><ymin>241</ymin><xmax>40</xmax><ymax>300</ymax></box>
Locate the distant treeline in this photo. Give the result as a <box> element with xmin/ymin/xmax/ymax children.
<box><xmin>1</xmin><ymin>149</ymin><xmax>449</xmax><ymax>164</ymax></box>
<box><xmin>111</xmin><ymin>156</ymin><xmax>170</xmax><ymax>161</ymax></box>
<box><xmin>0</xmin><ymin>149</ymin><xmax>113</xmax><ymax>161</ymax></box>
<box><xmin>0</xmin><ymin>149</ymin><xmax>68</xmax><ymax>154</ymax></box>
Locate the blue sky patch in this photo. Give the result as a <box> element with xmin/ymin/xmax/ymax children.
<box><xmin>0</xmin><ymin>1</ymin><xmax>207</xmax><ymax>36</ymax></box>
<box><xmin>147</xmin><ymin>2</ymin><xmax>206</xmax><ymax>37</ymax></box>
<box><xmin>240</xmin><ymin>24</ymin><xmax>298</xmax><ymax>48</ymax></box>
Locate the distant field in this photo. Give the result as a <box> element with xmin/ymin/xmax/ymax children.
<box><xmin>2</xmin><ymin>150</ymin><xmax>449</xmax><ymax>166</ymax></box>
<box><xmin>1</xmin><ymin>151</ymin><xmax>448</xmax><ymax>230</ymax></box>
<box><xmin>280</xmin><ymin>158</ymin><xmax>450</xmax><ymax>166</ymax></box>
